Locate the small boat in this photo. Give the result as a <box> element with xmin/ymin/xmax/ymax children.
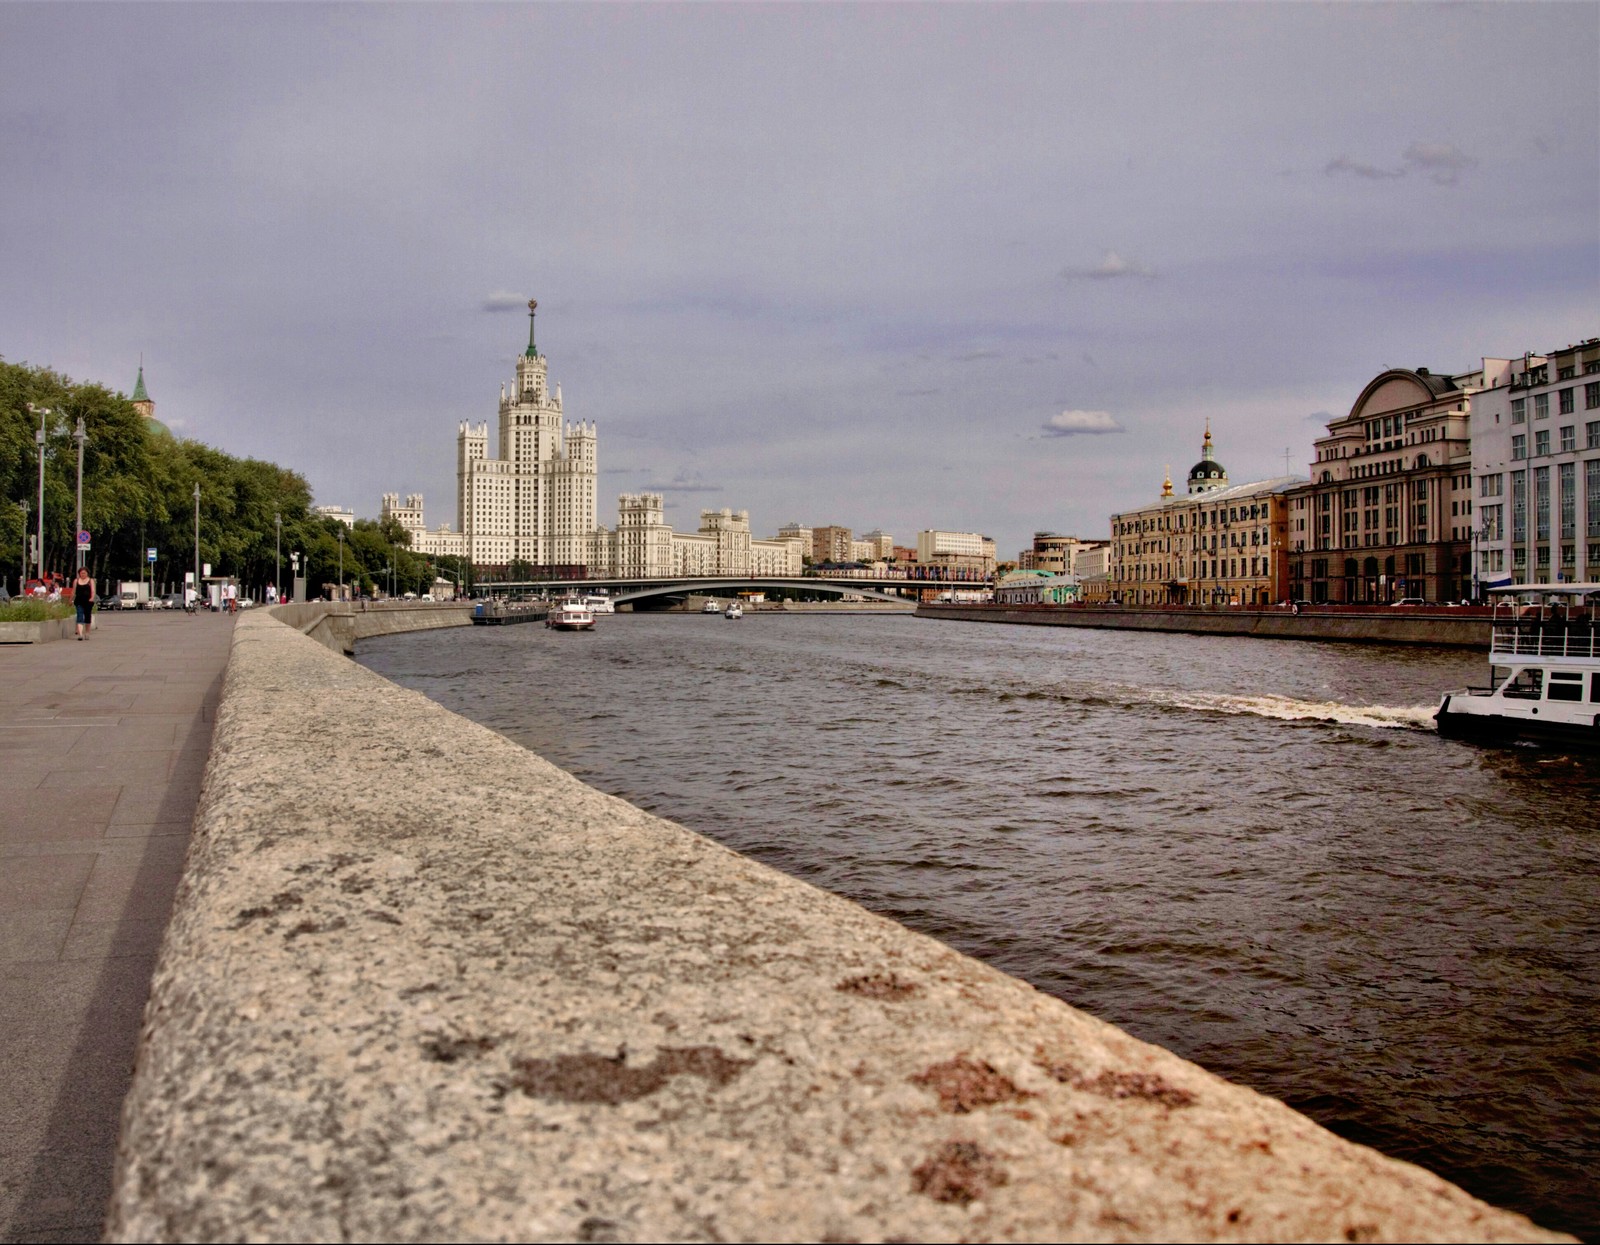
<box><xmin>584</xmin><ymin>592</ymin><xmax>615</xmax><ymax>616</ymax></box>
<box><xmin>724</xmin><ymin>602</ymin><xmax>744</xmax><ymax>620</ymax></box>
<box><xmin>1435</xmin><ymin>583</ymin><xmax>1600</xmax><ymax>749</ymax></box>
<box><xmin>702</xmin><ymin>600</ymin><xmax>722</xmax><ymax>614</ymax></box>
<box><xmin>546</xmin><ymin>599</ymin><xmax>596</xmax><ymax>631</ymax></box>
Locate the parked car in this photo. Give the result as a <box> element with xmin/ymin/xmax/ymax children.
<box><xmin>1391</xmin><ymin>597</ymin><xmax>1427</xmax><ymax>607</ymax></box>
<box><xmin>159</xmin><ymin>593</ymin><xmax>184</xmax><ymax>610</ymax></box>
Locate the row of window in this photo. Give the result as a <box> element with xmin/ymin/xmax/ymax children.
<box><xmin>1510</xmin><ymin>420</ymin><xmax>1600</xmax><ymax>459</ymax></box>
<box><xmin>1510</xmin><ymin>382</ymin><xmax>1600</xmax><ymax>423</ymax></box>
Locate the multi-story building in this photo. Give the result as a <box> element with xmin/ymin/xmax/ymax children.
<box><xmin>916</xmin><ymin>530</ymin><xmax>997</xmax><ymax>575</ymax></box>
<box><xmin>1470</xmin><ymin>339</ymin><xmax>1600</xmax><ymax>590</ymax></box>
<box><xmin>859</xmin><ymin>530</ymin><xmax>895</xmax><ymax>560</ymax></box>
<box><xmin>314</xmin><ymin>504</ymin><xmax>356</xmax><ymax>529</ymax></box>
<box><xmin>812</xmin><ymin>525</ymin><xmax>854</xmax><ymax>565</ymax></box>
<box><xmin>1286</xmin><ymin>365</ymin><xmax>1480</xmax><ymax>603</ymax></box>
<box><xmin>380</xmin><ymin>493</ymin><xmax>465</xmax><ymax>559</ymax></box>
<box><xmin>588</xmin><ymin>497</ymin><xmax>801</xmax><ymax>579</ymax></box>
<box><xmin>1020</xmin><ymin>532</ymin><xmax>1107</xmax><ymax>575</ymax></box>
<box><xmin>456</xmin><ymin>301</ymin><xmax>598</xmax><ymax>572</ymax></box>
<box><xmin>1110</xmin><ymin>427</ymin><xmax>1300</xmax><ymax>605</ymax></box>
<box><xmin>777</xmin><ymin>523</ymin><xmax>813</xmax><ymax>563</ymax></box>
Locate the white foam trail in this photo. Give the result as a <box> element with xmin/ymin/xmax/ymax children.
<box><xmin>1142</xmin><ymin>688</ymin><xmax>1437</xmax><ymax>730</ymax></box>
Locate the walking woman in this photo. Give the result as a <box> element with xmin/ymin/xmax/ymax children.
<box><xmin>72</xmin><ymin>567</ymin><xmax>94</xmax><ymax>640</ymax></box>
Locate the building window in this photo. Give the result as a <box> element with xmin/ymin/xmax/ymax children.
<box><xmin>1588</xmin><ymin>420</ymin><xmax>1600</xmax><ymax>450</ymax></box>
<box><xmin>1561</xmin><ymin>462</ymin><xmax>1576</xmax><ymax>541</ymax></box>
<box><xmin>1512</xmin><ymin>434</ymin><xmax>1526</xmax><ymax>460</ymax></box>
<box><xmin>1535</xmin><ymin>430</ymin><xmax>1551</xmax><ymax>457</ymax></box>
<box><xmin>1588</xmin><ymin>460</ymin><xmax>1600</xmax><ymax>540</ymax></box>
<box><xmin>1535</xmin><ymin>466</ymin><xmax>1550</xmax><ymax>542</ymax></box>
<box><xmin>1512</xmin><ymin>398</ymin><xmax>1526</xmax><ymax>423</ymax></box>
<box><xmin>1560</xmin><ymin>425</ymin><xmax>1576</xmax><ymax>453</ymax></box>
<box><xmin>1535</xmin><ymin>393</ymin><xmax>1549</xmax><ymax>420</ymax></box>
<box><xmin>1586</xmin><ymin>381</ymin><xmax>1600</xmax><ymax>409</ymax></box>
<box><xmin>1512</xmin><ymin>470</ymin><xmax>1527</xmax><ymax>542</ymax></box>
<box><xmin>1559</xmin><ymin>388</ymin><xmax>1575</xmax><ymax>415</ymax></box>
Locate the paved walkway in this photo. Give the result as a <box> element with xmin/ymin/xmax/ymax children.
<box><xmin>0</xmin><ymin>610</ymin><xmax>234</xmax><ymax>1244</ymax></box>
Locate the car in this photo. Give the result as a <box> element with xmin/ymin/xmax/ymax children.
<box><xmin>160</xmin><ymin>593</ymin><xmax>184</xmax><ymax>610</ymax></box>
<box><xmin>1391</xmin><ymin>597</ymin><xmax>1427</xmax><ymax>607</ymax></box>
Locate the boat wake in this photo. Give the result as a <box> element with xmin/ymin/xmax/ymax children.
<box><xmin>1142</xmin><ymin>688</ymin><xmax>1436</xmax><ymax>730</ymax></box>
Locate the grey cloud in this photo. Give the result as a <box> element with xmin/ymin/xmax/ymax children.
<box><xmin>1042</xmin><ymin>410</ymin><xmax>1124</xmax><ymax>437</ymax></box>
<box><xmin>481</xmin><ymin>291</ymin><xmax>528</xmax><ymax>312</ymax></box>
<box><xmin>1325</xmin><ymin>155</ymin><xmax>1404</xmax><ymax>180</ymax></box>
<box><xmin>1060</xmin><ymin>251</ymin><xmax>1156</xmax><ymax>281</ymax></box>
<box><xmin>1402</xmin><ymin>142</ymin><xmax>1478</xmax><ymax>185</ymax></box>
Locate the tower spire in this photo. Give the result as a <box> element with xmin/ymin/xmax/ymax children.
<box><xmin>1201</xmin><ymin>419</ymin><xmax>1214</xmax><ymax>461</ymax></box>
<box><xmin>525</xmin><ymin>299</ymin><xmax>539</xmax><ymax>359</ymax></box>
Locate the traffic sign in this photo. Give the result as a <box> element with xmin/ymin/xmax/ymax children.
<box><xmin>77</xmin><ymin>529</ymin><xmax>91</xmax><ymax>550</ymax></box>
<box><xmin>147</xmin><ymin>547</ymin><xmax>157</xmax><ymax>563</ymax></box>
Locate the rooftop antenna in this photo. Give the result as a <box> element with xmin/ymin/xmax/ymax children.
<box><xmin>1283</xmin><ymin>447</ymin><xmax>1292</xmax><ymax>475</ymax></box>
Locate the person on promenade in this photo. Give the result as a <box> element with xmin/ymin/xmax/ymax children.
<box><xmin>71</xmin><ymin>567</ymin><xmax>94</xmax><ymax>640</ymax></box>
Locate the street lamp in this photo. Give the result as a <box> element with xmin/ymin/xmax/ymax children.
<box><xmin>290</xmin><ymin>551</ymin><xmax>300</xmax><ymax>603</ymax></box>
<box><xmin>275</xmin><ymin>512</ymin><xmax>282</xmax><ymax>602</ymax></box>
<box><xmin>16</xmin><ymin>500</ymin><xmax>26</xmax><ymax>592</ymax></box>
<box><xmin>28</xmin><ymin>404</ymin><xmax>46</xmax><ymax>584</ymax></box>
<box><xmin>337</xmin><ymin>529</ymin><xmax>345</xmax><ymax>599</ymax></box>
<box><xmin>72</xmin><ymin>414</ymin><xmax>87</xmax><ymax>572</ymax></box>
<box><xmin>193</xmin><ymin>483</ymin><xmax>201</xmax><ymax>607</ymax></box>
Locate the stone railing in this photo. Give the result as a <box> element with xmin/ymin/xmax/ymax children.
<box><xmin>106</xmin><ymin>607</ymin><xmax>1564</xmax><ymax>1241</ymax></box>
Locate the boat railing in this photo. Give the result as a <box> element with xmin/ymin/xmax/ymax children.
<box><xmin>1489</xmin><ymin>625</ymin><xmax>1600</xmax><ymax>659</ymax></box>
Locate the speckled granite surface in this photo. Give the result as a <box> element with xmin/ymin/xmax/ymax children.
<box><xmin>105</xmin><ymin>611</ymin><xmax>1567</xmax><ymax>1242</ymax></box>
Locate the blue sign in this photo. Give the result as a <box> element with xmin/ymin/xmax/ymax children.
<box><xmin>147</xmin><ymin>547</ymin><xmax>157</xmax><ymax>563</ymax></box>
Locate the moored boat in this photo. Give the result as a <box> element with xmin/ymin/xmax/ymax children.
<box><xmin>701</xmin><ymin>599</ymin><xmax>722</xmax><ymax>614</ymax></box>
<box><xmin>724</xmin><ymin>602</ymin><xmax>744</xmax><ymax>619</ymax></box>
<box><xmin>584</xmin><ymin>592</ymin><xmax>615</xmax><ymax>615</ymax></box>
<box><xmin>546</xmin><ymin>599</ymin><xmax>596</xmax><ymax>631</ymax></box>
<box><xmin>1435</xmin><ymin>583</ymin><xmax>1600</xmax><ymax>749</ymax></box>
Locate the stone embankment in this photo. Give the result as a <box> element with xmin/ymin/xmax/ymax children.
<box><xmin>106</xmin><ymin>606</ymin><xmax>1565</xmax><ymax>1242</ymax></box>
<box><xmin>919</xmin><ymin>602</ymin><xmax>1492</xmax><ymax>647</ymax></box>
<box><xmin>270</xmin><ymin>599</ymin><xmax>474</xmax><ymax>654</ymax></box>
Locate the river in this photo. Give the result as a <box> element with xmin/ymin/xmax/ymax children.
<box><xmin>358</xmin><ymin>612</ymin><xmax>1599</xmax><ymax>1240</ymax></box>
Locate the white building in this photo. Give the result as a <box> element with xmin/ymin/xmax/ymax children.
<box><xmin>1471</xmin><ymin>339</ymin><xmax>1600</xmax><ymax>590</ymax></box>
<box><xmin>313</xmin><ymin>504</ymin><xmax>355</xmax><ymax>528</ymax></box>
<box><xmin>916</xmin><ymin>529</ymin><xmax>997</xmax><ymax>573</ymax></box>
<box><xmin>589</xmin><ymin>497</ymin><xmax>801</xmax><ymax>579</ymax></box>
<box><xmin>380</xmin><ymin>493</ymin><xmax>466</xmax><ymax>559</ymax></box>
<box><xmin>457</xmin><ymin>301</ymin><xmax>598</xmax><ymax>571</ymax></box>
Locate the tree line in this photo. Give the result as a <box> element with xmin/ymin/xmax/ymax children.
<box><xmin>1</xmin><ymin>357</ymin><xmax>459</xmax><ymax>599</ymax></box>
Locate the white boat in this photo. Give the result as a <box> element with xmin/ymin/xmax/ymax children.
<box><xmin>701</xmin><ymin>600</ymin><xmax>722</xmax><ymax>614</ymax></box>
<box><xmin>724</xmin><ymin>602</ymin><xmax>744</xmax><ymax>619</ymax></box>
<box><xmin>584</xmin><ymin>592</ymin><xmax>615</xmax><ymax>615</ymax></box>
<box><xmin>1435</xmin><ymin>583</ymin><xmax>1600</xmax><ymax>750</ymax></box>
<box><xmin>545</xmin><ymin>599</ymin><xmax>596</xmax><ymax>631</ymax></box>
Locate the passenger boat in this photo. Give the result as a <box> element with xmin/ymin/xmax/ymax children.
<box><xmin>701</xmin><ymin>600</ymin><xmax>722</xmax><ymax>614</ymax></box>
<box><xmin>584</xmin><ymin>592</ymin><xmax>615</xmax><ymax>615</ymax></box>
<box><xmin>545</xmin><ymin>599</ymin><xmax>596</xmax><ymax>631</ymax></box>
<box><xmin>724</xmin><ymin>602</ymin><xmax>744</xmax><ymax>620</ymax></box>
<box><xmin>1435</xmin><ymin>583</ymin><xmax>1600</xmax><ymax>749</ymax></box>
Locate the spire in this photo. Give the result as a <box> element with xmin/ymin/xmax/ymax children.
<box><xmin>132</xmin><ymin>359</ymin><xmax>150</xmax><ymax>403</ymax></box>
<box><xmin>524</xmin><ymin>298</ymin><xmax>539</xmax><ymax>359</ymax></box>
<box><xmin>1201</xmin><ymin>419</ymin><xmax>1214</xmax><ymax>461</ymax></box>
<box><xmin>1161</xmin><ymin>465</ymin><xmax>1173</xmax><ymax>498</ymax></box>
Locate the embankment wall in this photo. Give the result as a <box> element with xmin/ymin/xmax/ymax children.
<box><xmin>919</xmin><ymin>603</ymin><xmax>1491</xmax><ymax>647</ymax></box>
<box><xmin>270</xmin><ymin>599</ymin><xmax>474</xmax><ymax>654</ymax></box>
<box><xmin>106</xmin><ymin>606</ymin><xmax>1561</xmax><ymax>1242</ymax></box>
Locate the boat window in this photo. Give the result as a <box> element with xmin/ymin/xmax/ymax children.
<box><xmin>1547</xmin><ymin>672</ymin><xmax>1584</xmax><ymax>702</ymax></box>
<box><xmin>1500</xmin><ymin>668</ymin><xmax>1543</xmax><ymax>699</ymax></box>
<box><xmin>1592</xmin><ymin>673</ymin><xmax>1600</xmax><ymax>703</ymax></box>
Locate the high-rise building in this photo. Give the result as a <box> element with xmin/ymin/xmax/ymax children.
<box><xmin>457</xmin><ymin>301</ymin><xmax>598</xmax><ymax>572</ymax></box>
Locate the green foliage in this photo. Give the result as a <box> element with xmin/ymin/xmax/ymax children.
<box><xmin>0</xmin><ymin>597</ymin><xmax>73</xmax><ymax>621</ymax></box>
<box><xmin>1</xmin><ymin>356</ymin><xmax>321</xmax><ymax>597</ymax></box>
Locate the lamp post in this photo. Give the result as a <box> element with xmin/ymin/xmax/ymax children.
<box><xmin>338</xmin><ymin>529</ymin><xmax>345</xmax><ymax>600</ymax></box>
<box><xmin>290</xmin><ymin>551</ymin><xmax>300</xmax><ymax>604</ymax></box>
<box><xmin>17</xmin><ymin>500</ymin><xmax>26</xmax><ymax>593</ymax></box>
<box><xmin>193</xmin><ymin>483</ymin><xmax>201</xmax><ymax>607</ymax></box>
<box><xmin>29</xmin><ymin>404</ymin><xmax>46</xmax><ymax>584</ymax></box>
<box><xmin>72</xmin><ymin>414</ymin><xmax>87</xmax><ymax>571</ymax></box>
<box><xmin>275</xmin><ymin>512</ymin><xmax>282</xmax><ymax>602</ymax></box>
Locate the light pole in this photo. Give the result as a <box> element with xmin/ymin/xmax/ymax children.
<box><xmin>275</xmin><ymin>512</ymin><xmax>281</xmax><ymax>601</ymax></box>
<box><xmin>29</xmin><ymin>404</ymin><xmax>46</xmax><ymax>584</ymax></box>
<box><xmin>338</xmin><ymin>529</ymin><xmax>345</xmax><ymax>600</ymax></box>
<box><xmin>16</xmin><ymin>500</ymin><xmax>26</xmax><ymax>593</ymax></box>
<box><xmin>290</xmin><ymin>551</ymin><xmax>300</xmax><ymax>603</ymax></box>
<box><xmin>193</xmin><ymin>483</ymin><xmax>201</xmax><ymax>607</ymax></box>
<box><xmin>72</xmin><ymin>414</ymin><xmax>87</xmax><ymax>571</ymax></box>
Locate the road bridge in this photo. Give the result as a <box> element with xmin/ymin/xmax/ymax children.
<box><xmin>476</xmin><ymin>574</ymin><xmax>992</xmax><ymax>607</ymax></box>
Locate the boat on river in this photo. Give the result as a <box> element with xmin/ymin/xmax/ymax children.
<box><xmin>724</xmin><ymin>602</ymin><xmax>744</xmax><ymax>619</ymax></box>
<box><xmin>546</xmin><ymin>599</ymin><xmax>596</xmax><ymax>631</ymax></box>
<box><xmin>701</xmin><ymin>599</ymin><xmax>722</xmax><ymax>614</ymax></box>
<box><xmin>472</xmin><ymin>599</ymin><xmax>548</xmax><ymax>626</ymax></box>
<box><xmin>584</xmin><ymin>592</ymin><xmax>615</xmax><ymax>615</ymax></box>
<box><xmin>1435</xmin><ymin>583</ymin><xmax>1600</xmax><ymax>749</ymax></box>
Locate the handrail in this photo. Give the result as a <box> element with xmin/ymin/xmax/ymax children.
<box><xmin>1489</xmin><ymin>626</ymin><xmax>1600</xmax><ymax>659</ymax></box>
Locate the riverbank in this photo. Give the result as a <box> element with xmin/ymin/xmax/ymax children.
<box><xmin>105</xmin><ymin>606</ymin><xmax>1564</xmax><ymax>1241</ymax></box>
<box><xmin>918</xmin><ymin>601</ymin><xmax>1492</xmax><ymax>647</ymax></box>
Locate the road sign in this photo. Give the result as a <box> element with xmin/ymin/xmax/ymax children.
<box><xmin>77</xmin><ymin>529</ymin><xmax>90</xmax><ymax>550</ymax></box>
<box><xmin>147</xmin><ymin>547</ymin><xmax>157</xmax><ymax>563</ymax></box>
<box><xmin>203</xmin><ymin>562</ymin><xmax>211</xmax><ymax>578</ymax></box>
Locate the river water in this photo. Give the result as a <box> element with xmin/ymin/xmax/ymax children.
<box><xmin>359</xmin><ymin>613</ymin><xmax>1599</xmax><ymax>1239</ymax></box>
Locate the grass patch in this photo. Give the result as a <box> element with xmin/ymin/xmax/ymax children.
<box><xmin>0</xmin><ymin>599</ymin><xmax>75</xmax><ymax>622</ymax></box>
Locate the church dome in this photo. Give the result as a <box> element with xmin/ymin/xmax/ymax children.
<box><xmin>1185</xmin><ymin>422</ymin><xmax>1229</xmax><ymax>494</ymax></box>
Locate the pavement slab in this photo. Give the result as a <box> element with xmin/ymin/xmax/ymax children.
<box><xmin>0</xmin><ymin>611</ymin><xmax>232</xmax><ymax>1244</ymax></box>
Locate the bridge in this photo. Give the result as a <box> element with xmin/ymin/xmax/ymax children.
<box><xmin>473</xmin><ymin>573</ymin><xmax>993</xmax><ymax>607</ymax></box>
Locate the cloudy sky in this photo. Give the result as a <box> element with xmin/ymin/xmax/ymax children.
<box><xmin>3</xmin><ymin>3</ymin><xmax>1595</xmax><ymax>558</ymax></box>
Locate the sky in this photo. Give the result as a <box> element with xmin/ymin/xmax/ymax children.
<box><xmin>2</xmin><ymin>2</ymin><xmax>1596</xmax><ymax>559</ymax></box>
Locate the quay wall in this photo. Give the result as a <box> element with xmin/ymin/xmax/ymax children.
<box><xmin>918</xmin><ymin>602</ymin><xmax>1492</xmax><ymax>647</ymax></box>
<box><xmin>106</xmin><ymin>606</ymin><xmax>1562</xmax><ymax>1242</ymax></box>
<box><xmin>270</xmin><ymin>599</ymin><xmax>475</xmax><ymax>654</ymax></box>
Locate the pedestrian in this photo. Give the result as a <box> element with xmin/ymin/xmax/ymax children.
<box><xmin>225</xmin><ymin>581</ymin><xmax>238</xmax><ymax>613</ymax></box>
<box><xmin>71</xmin><ymin>566</ymin><xmax>95</xmax><ymax>640</ymax></box>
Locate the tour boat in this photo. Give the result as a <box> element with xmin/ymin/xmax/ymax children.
<box><xmin>584</xmin><ymin>592</ymin><xmax>615</xmax><ymax>615</ymax></box>
<box><xmin>545</xmin><ymin>599</ymin><xmax>596</xmax><ymax>631</ymax></box>
<box><xmin>702</xmin><ymin>600</ymin><xmax>722</xmax><ymax>614</ymax></box>
<box><xmin>724</xmin><ymin>602</ymin><xmax>744</xmax><ymax>620</ymax></box>
<box><xmin>1435</xmin><ymin>583</ymin><xmax>1600</xmax><ymax>749</ymax></box>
